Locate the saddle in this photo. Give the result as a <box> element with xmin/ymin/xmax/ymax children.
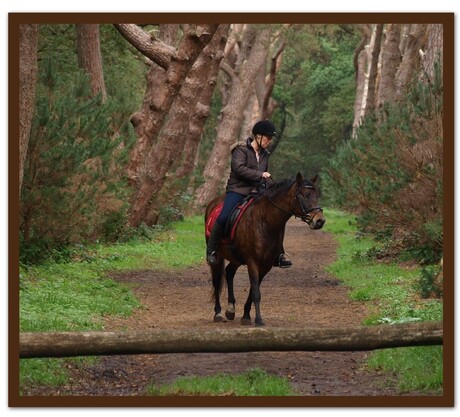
<box><xmin>206</xmin><ymin>196</ymin><xmax>255</xmax><ymax>243</ymax></box>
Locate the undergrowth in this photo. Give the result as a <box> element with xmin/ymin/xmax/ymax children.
<box><xmin>324</xmin><ymin>208</ymin><xmax>443</xmax><ymax>394</ymax></box>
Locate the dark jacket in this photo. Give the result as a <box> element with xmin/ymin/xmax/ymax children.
<box><xmin>226</xmin><ymin>137</ymin><xmax>270</xmax><ymax>195</ymax></box>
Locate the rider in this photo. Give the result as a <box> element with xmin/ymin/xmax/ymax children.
<box><xmin>206</xmin><ymin>120</ymin><xmax>292</xmax><ymax>268</ymax></box>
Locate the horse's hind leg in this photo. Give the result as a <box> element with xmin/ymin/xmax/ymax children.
<box><xmin>211</xmin><ymin>258</ymin><xmax>226</xmax><ymax>322</ymax></box>
<box><xmin>225</xmin><ymin>262</ymin><xmax>239</xmax><ymax>320</ymax></box>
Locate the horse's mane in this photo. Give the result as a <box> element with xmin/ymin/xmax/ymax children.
<box><xmin>261</xmin><ymin>176</ymin><xmax>317</xmax><ymax>199</ymax></box>
<box><xmin>265</xmin><ymin>178</ymin><xmax>295</xmax><ymax>197</ymax></box>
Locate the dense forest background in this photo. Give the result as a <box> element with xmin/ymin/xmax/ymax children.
<box><xmin>18</xmin><ymin>22</ymin><xmax>443</xmax><ymax>272</ymax></box>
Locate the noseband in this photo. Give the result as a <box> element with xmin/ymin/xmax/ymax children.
<box><xmin>266</xmin><ymin>184</ymin><xmax>323</xmax><ymax>225</ymax></box>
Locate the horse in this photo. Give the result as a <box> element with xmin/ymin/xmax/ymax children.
<box><xmin>204</xmin><ymin>173</ymin><xmax>325</xmax><ymax>326</ymax></box>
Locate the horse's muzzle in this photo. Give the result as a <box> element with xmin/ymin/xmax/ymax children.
<box><xmin>308</xmin><ymin>209</ymin><xmax>325</xmax><ymax>229</ymax></box>
<box><xmin>311</xmin><ymin>217</ymin><xmax>325</xmax><ymax>230</ymax></box>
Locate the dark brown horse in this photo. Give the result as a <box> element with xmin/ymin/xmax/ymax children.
<box><xmin>204</xmin><ymin>173</ymin><xmax>325</xmax><ymax>326</ymax></box>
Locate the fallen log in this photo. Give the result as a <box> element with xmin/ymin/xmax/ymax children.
<box><xmin>19</xmin><ymin>321</ymin><xmax>443</xmax><ymax>359</ymax></box>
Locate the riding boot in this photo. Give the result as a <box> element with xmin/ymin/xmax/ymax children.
<box><xmin>206</xmin><ymin>223</ymin><xmax>225</xmax><ymax>265</ymax></box>
<box><xmin>275</xmin><ymin>253</ymin><xmax>292</xmax><ymax>268</ymax></box>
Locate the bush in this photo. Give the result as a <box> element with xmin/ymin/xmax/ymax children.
<box><xmin>417</xmin><ymin>263</ymin><xmax>443</xmax><ymax>299</ymax></box>
<box><xmin>323</xmin><ymin>65</ymin><xmax>443</xmax><ymax>264</ymax></box>
<box><xmin>20</xmin><ymin>25</ymin><xmax>141</xmax><ymax>265</ymax></box>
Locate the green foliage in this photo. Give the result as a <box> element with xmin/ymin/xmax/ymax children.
<box><xmin>270</xmin><ymin>25</ymin><xmax>359</xmax><ymax>179</ymax></box>
<box><xmin>323</xmin><ymin>68</ymin><xmax>443</xmax><ymax>264</ymax></box>
<box><xmin>147</xmin><ymin>368</ymin><xmax>296</xmax><ymax>396</ymax></box>
<box><xmin>21</xmin><ymin>24</ymin><xmax>144</xmax><ymax>265</ymax></box>
<box><xmin>326</xmin><ymin>209</ymin><xmax>443</xmax><ymax>393</ymax></box>
<box><xmin>416</xmin><ymin>264</ymin><xmax>443</xmax><ymax>299</ymax></box>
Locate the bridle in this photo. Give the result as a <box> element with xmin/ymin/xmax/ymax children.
<box><xmin>266</xmin><ymin>182</ymin><xmax>323</xmax><ymax>225</ymax></box>
<box><xmin>295</xmin><ymin>186</ymin><xmax>323</xmax><ymax>224</ymax></box>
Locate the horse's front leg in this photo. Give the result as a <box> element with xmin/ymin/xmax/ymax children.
<box><xmin>252</xmin><ymin>282</ymin><xmax>264</xmax><ymax>327</ymax></box>
<box><xmin>225</xmin><ymin>262</ymin><xmax>239</xmax><ymax>320</ymax></box>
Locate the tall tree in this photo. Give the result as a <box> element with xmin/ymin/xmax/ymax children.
<box><xmin>19</xmin><ymin>24</ymin><xmax>39</xmax><ymax>196</ymax></box>
<box><xmin>76</xmin><ymin>24</ymin><xmax>107</xmax><ymax>102</ymax></box>
<box><xmin>421</xmin><ymin>24</ymin><xmax>443</xmax><ymax>80</ymax></box>
<box><xmin>143</xmin><ymin>24</ymin><xmax>231</xmax><ymax>224</ymax></box>
<box><xmin>364</xmin><ymin>24</ymin><xmax>384</xmax><ymax>116</ymax></box>
<box><xmin>376</xmin><ymin>24</ymin><xmax>401</xmax><ymax>108</ymax></box>
<box><xmin>354</xmin><ymin>24</ymin><xmax>430</xmax><ymax>129</ymax></box>
<box><xmin>114</xmin><ymin>23</ymin><xmax>219</xmax><ymax>226</ymax></box>
<box><xmin>176</xmin><ymin>24</ymin><xmax>231</xmax><ymax>180</ymax></box>
<box><xmin>395</xmin><ymin>24</ymin><xmax>427</xmax><ymax>99</ymax></box>
<box><xmin>193</xmin><ymin>26</ymin><xmax>272</xmax><ymax>209</ymax></box>
<box><xmin>352</xmin><ymin>25</ymin><xmax>371</xmax><ymax>136</ymax></box>
<box><xmin>239</xmin><ymin>28</ymin><xmax>286</xmax><ymax>140</ymax></box>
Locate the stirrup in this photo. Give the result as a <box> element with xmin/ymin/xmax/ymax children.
<box><xmin>207</xmin><ymin>251</ymin><xmax>219</xmax><ymax>265</ymax></box>
<box><xmin>277</xmin><ymin>253</ymin><xmax>292</xmax><ymax>268</ymax></box>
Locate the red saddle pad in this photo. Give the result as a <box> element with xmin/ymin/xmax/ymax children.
<box><xmin>205</xmin><ymin>202</ymin><xmax>224</xmax><ymax>238</ymax></box>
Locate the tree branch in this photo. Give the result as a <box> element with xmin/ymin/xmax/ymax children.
<box><xmin>114</xmin><ymin>23</ymin><xmax>176</xmax><ymax>70</ymax></box>
<box><xmin>220</xmin><ymin>61</ymin><xmax>235</xmax><ymax>79</ymax></box>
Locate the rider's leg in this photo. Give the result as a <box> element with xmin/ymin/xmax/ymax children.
<box><xmin>206</xmin><ymin>192</ymin><xmax>245</xmax><ymax>265</ymax></box>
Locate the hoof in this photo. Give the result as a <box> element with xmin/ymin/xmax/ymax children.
<box><xmin>255</xmin><ymin>321</ymin><xmax>265</xmax><ymax>327</ymax></box>
<box><xmin>240</xmin><ymin>317</ymin><xmax>252</xmax><ymax>325</ymax></box>
<box><xmin>213</xmin><ymin>313</ymin><xmax>226</xmax><ymax>323</ymax></box>
<box><xmin>225</xmin><ymin>305</ymin><xmax>236</xmax><ymax>321</ymax></box>
<box><xmin>225</xmin><ymin>310</ymin><xmax>235</xmax><ymax>321</ymax></box>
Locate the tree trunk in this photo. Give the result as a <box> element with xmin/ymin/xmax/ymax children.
<box><xmin>176</xmin><ymin>24</ymin><xmax>231</xmax><ymax>180</ymax></box>
<box><xmin>76</xmin><ymin>24</ymin><xmax>107</xmax><ymax>102</ymax></box>
<box><xmin>124</xmin><ymin>24</ymin><xmax>219</xmax><ymax>227</ymax></box>
<box><xmin>376</xmin><ymin>24</ymin><xmax>401</xmax><ymax>109</ymax></box>
<box><xmin>193</xmin><ymin>26</ymin><xmax>272</xmax><ymax>209</ymax></box>
<box><xmin>19</xmin><ymin>24</ymin><xmax>39</xmax><ymax>196</ymax></box>
<box><xmin>240</xmin><ymin>31</ymin><xmax>286</xmax><ymax>140</ymax></box>
<box><xmin>260</xmin><ymin>34</ymin><xmax>286</xmax><ymax>120</ymax></box>
<box><xmin>364</xmin><ymin>24</ymin><xmax>384</xmax><ymax>116</ymax></box>
<box><xmin>352</xmin><ymin>25</ymin><xmax>371</xmax><ymax>137</ymax></box>
<box><xmin>20</xmin><ymin>321</ymin><xmax>443</xmax><ymax>358</ymax></box>
<box><xmin>144</xmin><ymin>25</ymin><xmax>231</xmax><ymax>224</ymax></box>
<box><xmin>122</xmin><ymin>25</ymin><xmax>174</xmax><ymax>186</ymax></box>
<box><xmin>421</xmin><ymin>24</ymin><xmax>443</xmax><ymax>81</ymax></box>
<box><xmin>395</xmin><ymin>24</ymin><xmax>427</xmax><ymax>99</ymax></box>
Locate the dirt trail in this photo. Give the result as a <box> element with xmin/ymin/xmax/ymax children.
<box><xmin>22</xmin><ymin>220</ymin><xmax>430</xmax><ymax>396</ymax></box>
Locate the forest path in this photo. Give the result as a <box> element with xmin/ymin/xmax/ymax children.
<box><xmin>23</xmin><ymin>220</ymin><xmax>432</xmax><ymax>397</ymax></box>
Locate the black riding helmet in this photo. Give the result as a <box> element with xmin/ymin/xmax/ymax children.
<box><xmin>252</xmin><ymin>120</ymin><xmax>278</xmax><ymax>137</ymax></box>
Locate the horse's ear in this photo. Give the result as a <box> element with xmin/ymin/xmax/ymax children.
<box><xmin>296</xmin><ymin>172</ymin><xmax>303</xmax><ymax>186</ymax></box>
<box><xmin>310</xmin><ymin>174</ymin><xmax>318</xmax><ymax>184</ymax></box>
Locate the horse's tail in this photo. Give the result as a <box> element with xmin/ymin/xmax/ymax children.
<box><xmin>210</xmin><ymin>263</ymin><xmax>226</xmax><ymax>303</ymax></box>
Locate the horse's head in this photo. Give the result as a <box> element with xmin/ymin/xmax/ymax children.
<box><xmin>294</xmin><ymin>173</ymin><xmax>325</xmax><ymax>230</ymax></box>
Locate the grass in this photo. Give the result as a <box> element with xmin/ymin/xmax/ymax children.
<box><xmin>19</xmin><ymin>212</ymin><xmax>444</xmax><ymax>395</ymax></box>
<box><xmin>147</xmin><ymin>368</ymin><xmax>296</xmax><ymax>396</ymax></box>
<box><xmin>19</xmin><ymin>216</ymin><xmax>206</xmax><ymax>390</ymax></box>
<box><xmin>79</xmin><ymin>216</ymin><xmax>206</xmax><ymax>271</ymax></box>
<box><xmin>324</xmin><ymin>208</ymin><xmax>443</xmax><ymax>394</ymax></box>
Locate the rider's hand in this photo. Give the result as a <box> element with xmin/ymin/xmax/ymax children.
<box><xmin>262</xmin><ymin>172</ymin><xmax>271</xmax><ymax>179</ymax></box>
